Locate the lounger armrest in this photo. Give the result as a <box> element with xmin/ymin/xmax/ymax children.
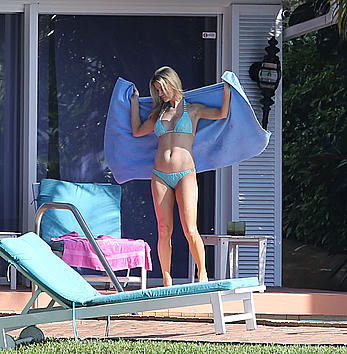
<box><xmin>35</xmin><ymin>202</ymin><xmax>124</xmax><ymax>292</ymax></box>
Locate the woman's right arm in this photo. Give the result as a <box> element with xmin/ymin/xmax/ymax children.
<box><xmin>130</xmin><ymin>86</ymin><xmax>156</xmax><ymax>137</ymax></box>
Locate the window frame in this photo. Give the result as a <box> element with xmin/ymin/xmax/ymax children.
<box><xmin>9</xmin><ymin>2</ymin><xmax>227</xmax><ymax>238</ymax></box>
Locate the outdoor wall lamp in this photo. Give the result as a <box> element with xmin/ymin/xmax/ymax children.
<box><xmin>249</xmin><ymin>36</ymin><xmax>281</xmax><ymax>130</ymax></box>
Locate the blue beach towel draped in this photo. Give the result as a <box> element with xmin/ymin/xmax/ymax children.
<box><xmin>104</xmin><ymin>71</ymin><xmax>271</xmax><ymax>184</ymax></box>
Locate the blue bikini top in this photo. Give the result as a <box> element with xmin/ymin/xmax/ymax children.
<box><xmin>154</xmin><ymin>99</ymin><xmax>193</xmax><ymax>137</ymax></box>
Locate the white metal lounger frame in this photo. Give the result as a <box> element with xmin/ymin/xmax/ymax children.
<box><xmin>35</xmin><ymin>202</ymin><xmax>125</xmax><ymax>292</ymax></box>
<box><xmin>32</xmin><ymin>182</ymin><xmax>147</xmax><ymax>290</ymax></box>
<box><xmin>0</xmin><ymin>277</ymin><xmax>265</xmax><ymax>349</ymax></box>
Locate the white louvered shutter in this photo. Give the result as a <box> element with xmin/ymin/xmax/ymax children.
<box><xmin>230</xmin><ymin>5</ymin><xmax>282</xmax><ymax>286</ymax></box>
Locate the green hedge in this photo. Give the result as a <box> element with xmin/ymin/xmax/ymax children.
<box><xmin>283</xmin><ymin>31</ymin><xmax>347</xmax><ymax>251</ymax></box>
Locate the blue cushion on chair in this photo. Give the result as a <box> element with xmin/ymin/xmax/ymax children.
<box><xmin>0</xmin><ymin>232</ymin><xmax>99</xmax><ymax>306</ymax></box>
<box><xmin>37</xmin><ymin>179</ymin><xmax>121</xmax><ymax>242</ymax></box>
<box><xmin>86</xmin><ymin>277</ymin><xmax>260</xmax><ymax>306</ymax></box>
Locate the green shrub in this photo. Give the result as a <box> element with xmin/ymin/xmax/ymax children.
<box><xmin>283</xmin><ymin>30</ymin><xmax>347</xmax><ymax>252</ymax></box>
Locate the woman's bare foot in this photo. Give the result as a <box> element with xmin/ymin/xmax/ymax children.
<box><xmin>198</xmin><ymin>270</ymin><xmax>208</xmax><ymax>283</ymax></box>
<box><xmin>163</xmin><ymin>273</ymin><xmax>173</xmax><ymax>287</ymax></box>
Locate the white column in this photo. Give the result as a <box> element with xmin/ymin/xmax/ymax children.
<box><xmin>230</xmin><ymin>4</ymin><xmax>241</xmax><ymax>224</ymax></box>
<box><xmin>274</xmin><ymin>33</ymin><xmax>283</xmax><ymax>286</ymax></box>
<box><xmin>21</xmin><ymin>2</ymin><xmax>38</xmax><ymax>232</ymax></box>
<box><xmin>215</xmin><ymin>5</ymin><xmax>233</xmax><ymax>235</ymax></box>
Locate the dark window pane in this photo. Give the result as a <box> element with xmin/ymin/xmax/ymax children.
<box><xmin>38</xmin><ymin>15</ymin><xmax>217</xmax><ymax>278</ymax></box>
<box><xmin>0</xmin><ymin>14</ymin><xmax>22</xmax><ymax>277</ymax></box>
<box><xmin>0</xmin><ymin>14</ymin><xmax>21</xmax><ymax>232</ymax></box>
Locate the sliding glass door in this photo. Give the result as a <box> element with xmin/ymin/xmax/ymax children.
<box><xmin>0</xmin><ymin>14</ymin><xmax>22</xmax><ymax>277</ymax></box>
<box><xmin>0</xmin><ymin>14</ymin><xmax>22</xmax><ymax>232</ymax></box>
<box><xmin>38</xmin><ymin>15</ymin><xmax>217</xmax><ymax>279</ymax></box>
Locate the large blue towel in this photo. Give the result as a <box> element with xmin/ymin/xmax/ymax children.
<box><xmin>104</xmin><ymin>71</ymin><xmax>271</xmax><ymax>184</ymax></box>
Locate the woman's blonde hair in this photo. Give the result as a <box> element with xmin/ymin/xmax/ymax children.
<box><xmin>149</xmin><ymin>66</ymin><xmax>184</xmax><ymax>114</ymax></box>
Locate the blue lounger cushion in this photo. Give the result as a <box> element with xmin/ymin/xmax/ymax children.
<box><xmin>84</xmin><ymin>277</ymin><xmax>260</xmax><ymax>306</ymax></box>
<box><xmin>36</xmin><ymin>179</ymin><xmax>122</xmax><ymax>242</ymax></box>
<box><xmin>0</xmin><ymin>233</ymin><xmax>259</xmax><ymax>308</ymax></box>
<box><xmin>0</xmin><ymin>232</ymin><xmax>100</xmax><ymax>306</ymax></box>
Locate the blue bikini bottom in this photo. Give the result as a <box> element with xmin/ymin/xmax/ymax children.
<box><xmin>152</xmin><ymin>168</ymin><xmax>195</xmax><ymax>189</ymax></box>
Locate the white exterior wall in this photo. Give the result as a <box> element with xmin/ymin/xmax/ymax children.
<box><xmin>229</xmin><ymin>4</ymin><xmax>282</xmax><ymax>286</ymax></box>
<box><xmin>0</xmin><ymin>0</ymin><xmax>282</xmax><ymax>285</ymax></box>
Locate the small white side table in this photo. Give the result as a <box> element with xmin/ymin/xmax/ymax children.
<box><xmin>0</xmin><ymin>232</ymin><xmax>20</xmax><ymax>290</ymax></box>
<box><xmin>188</xmin><ymin>234</ymin><xmax>271</xmax><ymax>288</ymax></box>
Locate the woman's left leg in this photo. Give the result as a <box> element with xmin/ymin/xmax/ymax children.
<box><xmin>175</xmin><ymin>171</ymin><xmax>208</xmax><ymax>282</ymax></box>
<box><xmin>151</xmin><ymin>174</ymin><xmax>175</xmax><ymax>287</ymax></box>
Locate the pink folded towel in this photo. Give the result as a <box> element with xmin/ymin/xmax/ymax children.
<box><xmin>51</xmin><ymin>232</ymin><xmax>152</xmax><ymax>271</ymax></box>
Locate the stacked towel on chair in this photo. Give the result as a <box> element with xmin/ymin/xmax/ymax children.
<box><xmin>51</xmin><ymin>232</ymin><xmax>152</xmax><ymax>271</ymax></box>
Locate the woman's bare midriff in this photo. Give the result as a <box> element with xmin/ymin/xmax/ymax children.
<box><xmin>153</xmin><ymin>133</ymin><xmax>195</xmax><ymax>172</ymax></box>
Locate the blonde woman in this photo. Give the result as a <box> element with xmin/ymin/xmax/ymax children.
<box><xmin>130</xmin><ymin>66</ymin><xmax>231</xmax><ymax>287</ymax></box>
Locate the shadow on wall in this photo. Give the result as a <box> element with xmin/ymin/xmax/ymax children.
<box><xmin>283</xmin><ymin>238</ymin><xmax>347</xmax><ymax>292</ymax></box>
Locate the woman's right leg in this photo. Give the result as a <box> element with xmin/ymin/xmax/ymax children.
<box><xmin>151</xmin><ymin>173</ymin><xmax>175</xmax><ymax>286</ymax></box>
<box><xmin>175</xmin><ymin>171</ymin><xmax>208</xmax><ymax>283</ymax></box>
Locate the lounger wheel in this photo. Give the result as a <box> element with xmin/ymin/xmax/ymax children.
<box><xmin>4</xmin><ymin>334</ymin><xmax>16</xmax><ymax>348</ymax></box>
<box><xmin>18</xmin><ymin>325</ymin><xmax>44</xmax><ymax>343</ymax></box>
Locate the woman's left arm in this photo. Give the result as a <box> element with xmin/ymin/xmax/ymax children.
<box><xmin>196</xmin><ymin>82</ymin><xmax>231</xmax><ymax>120</ymax></box>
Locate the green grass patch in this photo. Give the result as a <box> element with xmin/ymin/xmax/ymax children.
<box><xmin>2</xmin><ymin>338</ymin><xmax>346</xmax><ymax>353</ymax></box>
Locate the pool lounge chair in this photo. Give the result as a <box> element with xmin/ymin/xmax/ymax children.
<box><xmin>0</xmin><ymin>232</ymin><xmax>265</xmax><ymax>349</ymax></box>
<box><xmin>32</xmin><ymin>179</ymin><xmax>151</xmax><ymax>290</ymax></box>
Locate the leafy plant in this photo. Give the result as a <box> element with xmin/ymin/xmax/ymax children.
<box><xmin>327</xmin><ymin>0</ymin><xmax>347</xmax><ymax>38</ymax></box>
<box><xmin>283</xmin><ymin>30</ymin><xmax>347</xmax><ymax>254</ymax></box>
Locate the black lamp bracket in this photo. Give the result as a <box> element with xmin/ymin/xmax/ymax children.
<box><xmin>249</xmin><ymin>35</ymin><xmax>281</xmax><ymax>130</ymax></box>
